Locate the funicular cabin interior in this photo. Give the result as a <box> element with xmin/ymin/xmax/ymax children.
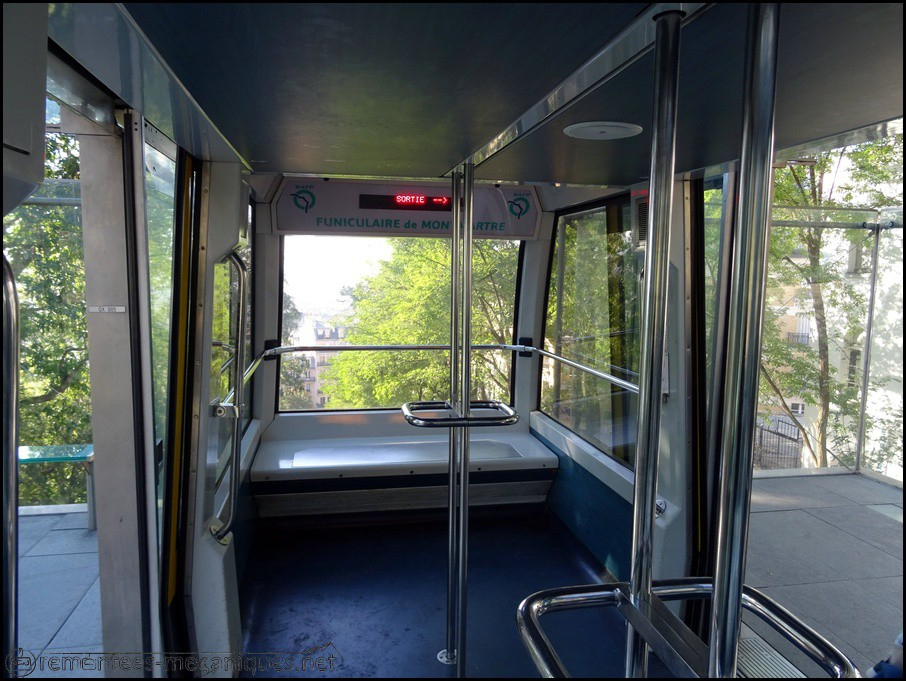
<box><xmin>2</xmin><ymin>3</ymin><xmax>903</xmax><ymax>679</ymax></box>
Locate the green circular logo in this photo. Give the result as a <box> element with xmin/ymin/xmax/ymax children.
<box><xmin>292</xmin><ymin>189</ymin><xmax>316</xmax><ymax>213</ymax></box>
<box><xmin>508</xmin><ymin>197</ymin><xmax>530</xmax><ymax>220</ymax></box>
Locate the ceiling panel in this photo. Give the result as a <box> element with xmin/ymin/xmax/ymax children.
<box><xmin>120</xmin><ymin>3</ymin><xmax>902</xmax><ymax>186</ymax></box>
<box><xmin>478</xmin><ymin>3</ymin><xmax>903</xmax><ymax>185</ymax></box>
<box><xmin>123</xmin><ymin>2</ymin><xmax>647</xmax><ymax>177</ymax></box>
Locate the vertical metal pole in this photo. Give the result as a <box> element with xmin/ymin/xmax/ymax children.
<box><xmin>3</xmin><ymin>256</ymin><xmax>19</xmax><ymax>677</ymax></box>
<box><xmin>853</xmin><ymin>224</ymin><xmax>881</xmax><ymax>472</ymax></box>
<box><xmin>708</xmin><ymin>4</ymin><xmax>779</xmax><ymax>677</ymax></box>
<box><xmin>440</xmin><ymin>171</ymin><xmax>463</xmax><ymax>665</ymax></box>
<box><xmin>456</xmin><ymin>162</ymin><xmax>475</xmax><ymax>678</ymax></box>
<box><xmin>625</xmin><ymin>10</ymin><xmax>683</xmax><ymax>678</ymax></box>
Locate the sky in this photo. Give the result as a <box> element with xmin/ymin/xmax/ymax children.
<box><xmin>283</xmin><ymin>235</ymin><xmax>393</xmax><ymax>312</ymax></box>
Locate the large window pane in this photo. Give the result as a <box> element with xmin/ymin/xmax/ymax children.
<box><xmin>279</xmin><ymin>235</ymin><xmax>520</xmax><ymax>410</ymax></box>
<box><xmin>144</xmin><ymin>143</ymin><xmax>177</xmax><ymax>458</ymax></box>
<box><xmin>3</xmin><ymin>131</ymin><xmax>93</xmax><ymax>505</ymax></box>
<box><xmin>541</xmin><ymin>199</ymin><xmax>639</xmax><ymax>468</ymax></box>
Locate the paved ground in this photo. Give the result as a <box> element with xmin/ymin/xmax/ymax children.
<box><xmin>745</xmin><ymin>473</ymin><xmax>903</xmax><ymax>675</ymax></box>
<box><xmin>17</xmin><ymin>510</ymin><xmax>101</xmax><ymax>678</ymax></box>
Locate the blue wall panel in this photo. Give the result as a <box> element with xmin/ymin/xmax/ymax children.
<box><xmin>533</xmin><ymin>429</ymin><xmax>633</xmax><ymax>580</ymax></box>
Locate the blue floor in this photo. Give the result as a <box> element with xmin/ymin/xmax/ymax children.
<box><xmin>239</xmin><ymin>510</ymin><xmax>657</xmax><ymax>678</ymax></box>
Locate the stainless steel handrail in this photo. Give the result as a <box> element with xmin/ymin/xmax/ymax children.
<box><xmin>260</xmin><ymin>342</ymin><xmax>640</xmax><ymax>394</ymax></box>
<box><xmin>534</xmin><ymin>347</ymin><xmax>639</xmax><ymax>394</ymax></box>
<box><xmin>211</xmin><ymin>251</ymin><xmax>248</xmax><ymax>544</ymax></box>
<box><xmin>516</xmin><ymin>577</ymin><xmax>858</xmax><ymax>678</ymax></box>
<box><xmin>401</xmin><ymin>400</ymin><xmax>519</xmax><ymax>428</ymax></box>
<box><xmin>3</xmin><ymin>255</ymin><xmax>20</xmax><ymax>674</ymax></box>
<box><xmin>264</xmin><ymin>344</ymin><xmax>451</xmax><ymax>355</ymax></box>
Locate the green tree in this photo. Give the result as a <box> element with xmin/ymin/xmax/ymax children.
<box><xmin>320</xmin><ymin>238</ymin><xmax>520</xmax><ymax>408</ymax></box>
<box><xmin>3</xmin><ymin>133</ymin><xmax>91</xmax><ymax>504</ymax></box>
<box><xmin>278</xmin><ymin>288</ymin><xmax>315</xmax><ymax>410</ymax></box>
<box><xmin>761</xmin><ymin>133</ymin><xmax>903</xmax><ymax>468</ymax></box>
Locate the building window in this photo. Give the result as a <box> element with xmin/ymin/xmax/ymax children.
<box><xmin>790</xmin><ymin>402</ymin><xmax>806</xmax><ymax>416</ymax></box>
<box><xmin>787</xmin><ymin>332</ymin><xmax>809</xmax><ymax>345</ymax></box>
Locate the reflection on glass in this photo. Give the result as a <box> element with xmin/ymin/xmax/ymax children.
<box><xmin>238</xmin><ymin>214</ymin><xmax>253</xmax><ymax>430</ymax></box>
<box><xmin>210</xmin><ymin>260</ymin><xmax>237</xmax><ymax>482</ymax></box>
<box><xmin>144</xmin><ymin>144</ymin><xmax>177</xmax><ymax>470</ymax></box>
<box><xmin>703</xmin><ymin>176</ymin><xmax>727</xmax><ymax>403</ymax></box>
<box><xmin>279</xmin><ymin>236</ymin><xmax>519</xmax><ymax>410</ymax></box>
<box><xmin>541</xmin><ymin>200</ymin><xmax>639</xmax><ymax>468</ymax></box>
<box><xmin>542</xmin><ymin>358</ymin><xmax>638</xmax><ymax>468</ymax></box>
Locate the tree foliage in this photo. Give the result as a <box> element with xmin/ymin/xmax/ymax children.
<box><xmin>306</xmin><ymin>238</ymin><xmax>520</xmax><ymax>408</ymax></box>
<box><xmin>4</xmin><ymin>133</ymin><xmax>90</xmax><ymax>504</ymax></box>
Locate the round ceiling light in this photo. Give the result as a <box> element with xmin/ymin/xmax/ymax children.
<box><xmin>563</xmin><ymin>121</ymin><xmax>643</xmax><ymax>140</ymax></box>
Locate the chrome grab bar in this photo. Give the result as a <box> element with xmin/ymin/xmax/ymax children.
<box><xmin>3</xmin><ymin>255</ymin><xmax>20</xmax><ymax>671</ymax></box>
<box><xmin>260</xmin><ymin>342</ymin><xmax>640</xmax><ymax>394</ymax></box>
<box><xmin>401</xmin><ymin>400</ymin><xmax>519</xmax><ymax>428</ymax></box>
<box><xmin>211</xmin><ymin>251</ymin><xmax>248</xmax><ymax>544</ymax></box>
<box><xmin>516</xmin><ymin>577</ymin><xmax>858</xmax><ymax>678</ymax></box>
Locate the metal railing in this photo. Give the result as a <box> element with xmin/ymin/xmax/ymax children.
<box><xmin>3</xmin><ymin>255</ymin><xmax>20</xmax><ymax>674</ymax></box>
<box><xmin>210</xmin><ymin>251</ymin><xmax>248</xmax><ymax>544</ymax></box>
<box><xmin>258</xmin><ymin>342</ymin><xmax>640</xmax><ymax>396</ymax></box>
<box><xmin>516</xmin><ymin>577</ymin><xmax>858</xmax><ymax>678</ymax></box>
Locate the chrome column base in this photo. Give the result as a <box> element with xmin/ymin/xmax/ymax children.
<box><xmin>437</xmin><ymin>649</ymin><xmax>457</xmax><ymax>665</ymax></box>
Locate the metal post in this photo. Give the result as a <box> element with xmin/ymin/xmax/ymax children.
<box><xmin>708</xmin><ymin>4</ymin><xmax>780</xmax><ymax>677</ymax></box>
<box><xmin>853</xmin><ymin>224</ymin><xmax>882</xmax><ymax>472</ymax></box>
<box><xmin>440</xmin><ymin>171</ymin><xmax>463</xmax><ymax>666</ymax></box>
<box><xmin>3</xmin><ymin>255</ymin><xmax>20</xmax><ymax>677</ymax></box>
<box><xmin>456</xmin><ymin>162</ymin><xmax>475</xmax><ymax>678</ymax></box>
<box><xmin>625</xmin><ymin>9</ymin><xmax>683</xmax><ymax>679</ymax></box>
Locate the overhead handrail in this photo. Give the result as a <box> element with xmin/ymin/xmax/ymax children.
<box><xmin>3</xmin><ymin>255</ymin><xmax>20</xmax><ymax>674</ymax></box>
<box><xmin>515</xmin><ymin>577</ymin><xmax>858</xmax><ymax>678</ymax></box>
<box><xmin>210</xmin><ymin>251</ymin><xmax>247</xmax><ymax>544</ymax></box>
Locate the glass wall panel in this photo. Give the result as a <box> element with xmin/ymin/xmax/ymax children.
<box><xmin>758</xmin><ymin>124</ymin><xmax>902</xmax><ymax>473</ymax></box>
<box><xmin>144</xmin><ymin>143</ymin><xmax>177</xmax><ymax>482</ymax></box>
<box><xmin>863</xmin><ymin>218</ymin><xmax>903</xmax><ymax>481</ymax></box>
